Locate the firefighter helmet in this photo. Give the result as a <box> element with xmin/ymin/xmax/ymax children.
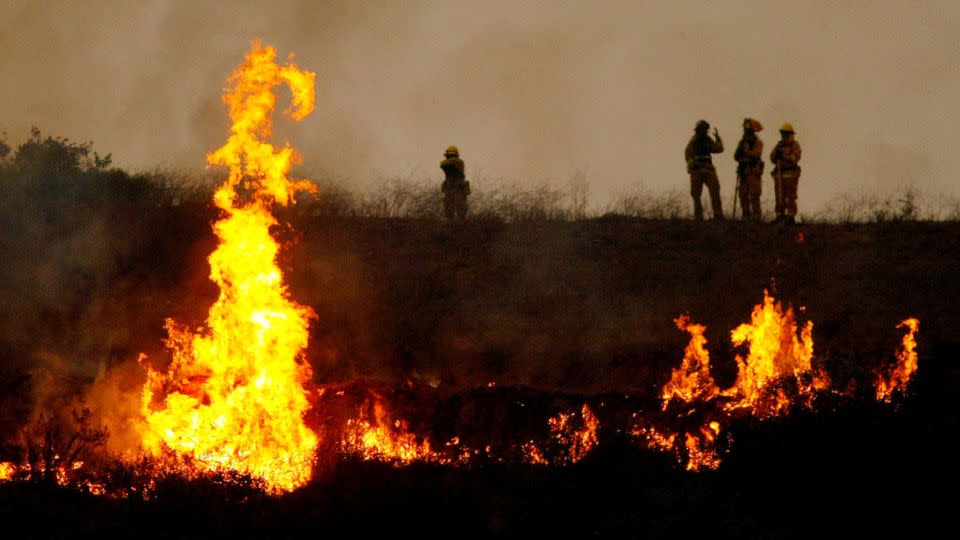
<box><xmin>744</xmin><ymin>118</ymin><xmax>763</xmax><ymax>132</ymax></box>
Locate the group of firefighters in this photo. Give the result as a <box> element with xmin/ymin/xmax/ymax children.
<box><xmin>439</xmin><ymin>118</ymin><xmax>802</xmax><ymax>223</ymax></box>
<box><xmin>685</xmin><ymin>118</ymin><xmax>802</xmax><ymax>223</ymax></box>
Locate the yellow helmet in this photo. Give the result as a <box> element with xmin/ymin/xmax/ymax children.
<box><xmin>444</xmin><ymin>145</ymin><xmax>460</xmax><ymax>157</ymax></box>
<box><xmin>779</xmin><ymin>122</ymin><xmax>795</xmax><ymax>134</ymax></box>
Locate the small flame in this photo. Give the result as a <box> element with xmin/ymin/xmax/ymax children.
<box><xmin>632</xmin><ymin>425</ymin><xmax>678</xmax><ymax>456</ymax></box>
<box><xmin>662</xmin><ymin>315</ymin><xmax>720</xmax><ymax>409</ymax></box>
<box><xmin>522</xmin><ymin>441</ymin><xmax>549</xmax><ymax>465</ymax></box>
<box><xmin>875</xmin><ymin>318</ymin><xmax>920</xmax><ymax>402</ymax></box>
<box><xmin>684</xmin><ymin>421</ymin><xmax>722</xmax><ymax>472</ymax></box>
<box><xmin>547</xmin><ymin>404</ymin><xmax>599</xmax><ymax>465</ymax></box>
<box><xmin>342</xmin><ymin>400</ymin><xmax>439</xmax><ymax>464</ymax></box>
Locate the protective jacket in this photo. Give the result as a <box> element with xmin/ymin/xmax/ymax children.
<box><xmin>440</xmin><ymin>157</ymin><xmax>470</xmax><ymax>195</ymax></box>
<box><xmin>734</xmin><ymin>134</ymin><xmax>764</xmax><ymax>177</ymax></box>
<box><xmin>770</xmin><ymin>139</ymin><xmax>802</xmax><ymax>174</ymax></box>
<box><xmin>685</xmin><ymin>133</ymin><xmax>724</xmax><ymax>173</ymax></box>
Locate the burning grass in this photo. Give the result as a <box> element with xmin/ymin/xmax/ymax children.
<box><xmin>632</xmin><ymin>291</ymin><xmax>918</xmax><ymax>472</ymax></box>
<box><xmin>0</xmin><ymin>291</ymin><xmax>922</xmax><ymax>498</ymax></box>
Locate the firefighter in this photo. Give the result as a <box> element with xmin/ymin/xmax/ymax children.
<box><xmin>770</xmin><ymin>123</ymin><xmax>802</xmax><ymax>224</ymax></box>
<box><xmin>440</xmin><ymin>145</ymin><xmax>470</xmax><ymax>220</ymax></box>
<box><xmin>734</xmin><ymin>118</ymin><xmax>764</xmax><ymax>220</ymax></box>
<box><xmin>685</xmin><ymin>120</ymin><xmax>724</xmax><ymax>220</ymax></box>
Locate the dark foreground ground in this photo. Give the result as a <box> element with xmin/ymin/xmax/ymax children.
<box><xmin>2</xmin><ymin>216</ymin><xmax>959</xmax><ymax>537</ymax></box>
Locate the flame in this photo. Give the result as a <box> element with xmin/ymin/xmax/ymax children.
<box><xmin>0</xmin><ymin>461</ymin><xmax>14</xmax><ymax>481</ymax></box>
<box><xmin>139</xmin><ymin>41</ymin><xmax>318</xmax><ymax>493</ymax></box>
<box><xmin>640</xmin><ymin>291</ymin><xmax>833</xmax><ymax>471</ymax></box>
<box><xmin>0</xmin><ymin>460</ymin><xmax>107</xmax><ymax>495</ymax></box>
<box><xmin>547</xmin><ymin>404</ymin><xmax>599</xmax><ymax>465</ymax></box>
<box><xmin>342</xmin><ymin>400</ymin><xmax>439</xmax><ymax>464</ymax></box>
<box><xmin>632</xmin><ymin>424</ymin><xmax>678</xmax><ymax>455</ymax></box>
<box><xmin>661</xmin><ymin>316</ymin><xmax>720</xmax><ymax>409</ymax></box>
<box><xmin>876</xmin><ymin>318</ymin><xmax>920</xmax><ymax>402</ymax></box>
<box><xmin>684</xmin><ymin>421</ymin><xmax>722</xmax><ymax>472</ymax></box>
<box><xmin>519</xmin><ymin>404</ymin><xmax>599</xmax><ymax>465</ymax></box>
<box><xmin>521</xmin><ymin>441</ymin><xmax>549</xmax><ymax>465</ymax></box>
<box><xmin>724</xmin><ymin>291</ymin><xmax>825</xmax><ymax>417</ymax></box>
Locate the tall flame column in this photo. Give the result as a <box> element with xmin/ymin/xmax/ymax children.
<box><xmin>140</xmin><ymin>42</ymin><xmax>318</xmax><ymax>492</ymax></box>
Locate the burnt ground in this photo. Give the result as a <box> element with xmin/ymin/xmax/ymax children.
<box><xmin>2</xmin><ymin>214</ymin><xmax>960</xmax><ymax>537</ymax></box>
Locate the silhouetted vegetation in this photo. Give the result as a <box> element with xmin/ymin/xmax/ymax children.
<box><xmin>17</xmin><ymin>408</ymin><xmax>107</xmax><ymax>484</ymax></box>
<box><xmin>2</xmin><ymin>128</ymin><xmax>958</xmax><ymax>223</ymax></box>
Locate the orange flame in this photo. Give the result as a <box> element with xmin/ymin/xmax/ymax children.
<box><xmin>661</xmin><ymin>316</ymin><xmax>720</xmax><ymax>409</ymax></box>
<box><xmin>632</xmin><ymin>424</ymin><xmax>678</xmax><ymax>456</ymax></box>
<box><xmin>521</xmin><ymin>441</ymin><xmax>549</xmax><ymax>465</ymax></box>
<box><xmin>140</xmin><ymin>42</ymin><xmax>318</xmax><ymax>493</ymax></box>
<box><xmin>547</xmin><ymin>404</ymin><xmax>599</xmax><ymax>465</ymax></box>
<box><xmin>0</xmin><ymin>461</ymin><xmax>14</xmax><ymax>481</ymax></box>
<box><xmin>0</xmin><ymin>460</ymin><xmax>107</xmax><ymax>495</ymax></box>
<box><xmin>724</xmin><ymin>291</ymin><xmax>825</xmax><ymax>417</ymax></box>
<box><xmin>342</xmin><ymin>400</ymin><xmax>439</xmax><ymax>464</ymax></box>
<box><xmin>876</xmin><ymin>318</ymin><xmax>920</xmax><ymax>402</ymax></box>
<box><xmin>520</xmin><ymin>404</ymin><xmax>599</xmax><ymax>466</ymax></box>
<box><xmin>684</xmin><ymin>421</ymin><xmax>722</xmax><ymax>472</ymax></box>
<box><xmin>641</xmin><ymin>291</ymin><xmax>836</xmax><ymax>471</ymax></box>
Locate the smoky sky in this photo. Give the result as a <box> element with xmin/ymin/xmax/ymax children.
<box><xmin>1</xmin><ymin>0</ymin><xmax>957</xmax><ymax>209</ymax></box>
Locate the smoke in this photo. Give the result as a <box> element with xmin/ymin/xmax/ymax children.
<box><xmin>0</xmin><ymin>143</ymin><xmax>218</xmax><ymax>444</ymax></box>
<box><xmin>1</xmin><ymin>0</ymin><xmax>958</xmax><ymax>210</ymax></box>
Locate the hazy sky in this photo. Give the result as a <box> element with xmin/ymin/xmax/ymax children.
<box><xmin>1</xmin><ymin>0</ymin><xmax>957</xmax><ymax>209</ymax></box>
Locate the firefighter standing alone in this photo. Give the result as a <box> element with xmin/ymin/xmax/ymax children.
<box><xmin>440</xmin><ymin>145</ymin><xmax>470</xmax><ymax>220</ymax></box>
<box><xmin>685</xmin><ymin>120</ymin><xmax>725</xmax><ymax>221</ymax></box>
<box><xmin>770</xmin><ymin>123</ymin><xmax>802</xmax><ymax>224</ymax></box>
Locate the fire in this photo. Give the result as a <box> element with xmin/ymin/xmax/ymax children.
<box><xmin>547</xmin><ymin>404</ymin><xmax>599</xmax><ymax>465</ymax></box>
<box><xmin>876</xmin><ymin>318</ymin><xmax>920</xmax><ymax>402</ymax></box>
<box><xmin>661</xmin><ymin>316</ymin><xmax>719</xmax><ymax>409</ymax></box>
<box><xmin>724</xmin><ymin>291</ymin><xmax>826</xmax><ymax>417</ymax></box>
<box><xmin>519</xmin><ymin>404</ymin><xmax>599</xmax><ymax>466</ymax></box>
<box><xmin>0</xmin><ymin>460</ymin><xmax>107</xmax><ymax>495</ymax></box>
<box><xmin>0</xmin><ymin>461</ymin><xmax>14</xmax><ymax>481</ymax></box>
<box><xmin>684</xmin><ymin>421</ymin><xmax>722</xmax><ymax>472</ymax></box>
<box><xmin>139</xmin><ymin>42</ymin><xmax>319</xmax><ymax>492</ymax></box>
<box><xmin>632</xmin><ymin>424</ymin><xmax>678</xmax><ymax>456</ymax></box>
<box><xmin>640</xmin><ymin>291</ymin><xmax>833</xmax><ymax>471</ymax></box>
<box><xmin>342</xmin><ymin>400</ymin><xmax>438</xmax><ymax>464</ymax></box>
<box><xmin>521</xmin><ymin>441</ymin><xmax>549</xmax><ymax>465</ymax></box>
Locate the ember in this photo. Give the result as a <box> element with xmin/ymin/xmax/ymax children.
<box><xmin>684</xmin><ymin>421</ymin><xmax>722</xmax><ymax>472</ymax></box>
<box><xmin>547</xmin><ymin>404</ymin><xmax>599</xmax><ymax>465</ymax></box>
